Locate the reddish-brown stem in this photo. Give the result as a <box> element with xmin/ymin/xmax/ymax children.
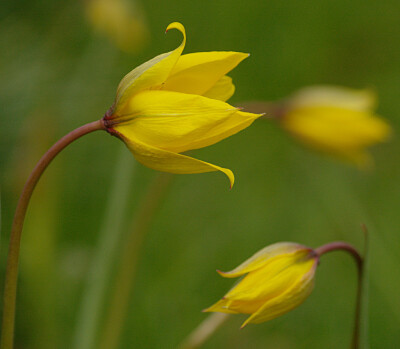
<box><xmin>315</xmin><ymin>241</ymin><xmax>363</xmax><ymax>271</ymax></box>
<box><xmin>0</xmin><ymin>120</ymin><xmax>106</xmax><ymax>349</ymax></box>
<box><xmin>315</xmin><ymin>241</ymin><xmax>364</xmax><ymax>349</ymax></box>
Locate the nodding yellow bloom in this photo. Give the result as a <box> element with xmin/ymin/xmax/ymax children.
<box><xmin>86</xmin><ymin>0</ymin><xmax>148</xmax><ymax>52</ymax></box>
<box><xmin>204</xmin><ymin>242</ymin><xmax>318</xmax><ymax>328</ymax></box>
<box><xmin>103</xmin><ymin>22</ymin><xmax>261</xmax><ymax>188</ymax></box>
<box><xmin>280</xmin><ymin>86</ymin><xmax>391</xmax><ymax>167</ymax></box>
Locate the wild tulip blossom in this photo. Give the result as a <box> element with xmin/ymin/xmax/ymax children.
<box><xmin>201</xmin><ymin>240</ymin><xmax>364</xmax><ymax>348</ymax></box>
<box><xmin>0</xmin><ymin>22</ymin><xmax>259</xmax><ymax>348</ymax></box>
<box><xmin>103</xmin><ymin>22</ymin><xmax>261</xmax><ymax>188</ymax></box>
<box><xmin>280</xmin><ymin>86</ymin><xmax>391</xmax><ymax>167</ymax></box>
<box><xmin>205</xmin><ymin>242</ymin><xmax>319</xmax><ymax>328</ymax></box>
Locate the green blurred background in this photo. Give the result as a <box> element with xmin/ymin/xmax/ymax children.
<box><xmin>1</xmin><ymin>0</ymin><xmax>399</xmax><ymax>348</ymax></box>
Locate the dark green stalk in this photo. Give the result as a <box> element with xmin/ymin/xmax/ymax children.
<box><xmin>99</xmin><ymin>173</ymin><xmax>173</xmax><ymax>349</ymax></box>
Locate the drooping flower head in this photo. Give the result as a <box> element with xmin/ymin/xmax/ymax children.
<box><xmin>279</xmin><ymin>85</ymin><xmax>391</xmax><ymax>167</ymax></box>
<box><xmin>204</xmin><ymin>242</ymin><xmax>318</xmax><ymax>328</ymax></box>
<box><xmin>103</xmin><ymin>22</ymin><xmax>261</xmax><ymax>188</ymax></box>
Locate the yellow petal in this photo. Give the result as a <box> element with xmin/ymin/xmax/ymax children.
<box><xmin>223</xmin><ymin>250</ymin><xmax>312</xmax><ymax>301</ymax></box>
<box><xmin>241</xmin><ymin>263</ymin><xmax>316</xmax><ymax>327</ymax></box>
<box><xmin>205</xmin><ymin>248</ymin><xmax>317</xmax><ymax>319</ymax></box>
<box><xmin>289</xmin><ymin>85</ymin><xmax>376</xmax><ymax>111</ymax></box>
<box><xmin>113</xmin><ymin>90</ymin><xmax>261</xmax><ymax>154</ymax></box>
<box><xmin>161</xmin><ymin>51</ymin><xmax>248</xmax><ymax>97</ymax></box>
<box><xmin>119</xmin><ymin>136</ymin><xmax>235</xmax><ymax>188</ymax></box>
<box><xmin>217</xmin><ymin>242</ymin><xmax>307</xmax><ymax>278</ymax></box>
<box><xmin>203</xmin><ymin>299</ymin><xmax>241</xmax><ymax>314</ymax></box>
<box><xmin>114</xmin><ymin>22</ymin><xmax>186</xmax><ymax>113</ymax></box>
<box><xmin>203</xmin><ymin>75</ymin><xmax>235</xmax><ymax>102</ymax></box>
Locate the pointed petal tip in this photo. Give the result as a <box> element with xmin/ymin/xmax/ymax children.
<box><xmin>237</xmin><ymin>110</ymin><xmax>265</xmax><ymax>121</ymax></box>
<box><xmin>202</xmin><ymin>305</ymin><xmax>216</xmax><ymax>313</ymax></box>
<box><xmin>255</xmin><ymin>112</ymin><xmax>266</xmax><ymax>119</ymax></box>
<box><xmin>217</xmin><ymin>269</ymin><xmax>229</xmax><ymax>277</ymax></box>
<box><xmin>224</xmin><ymin>169</ymin><xmax>234</xmax><ymax>190</ymax></box>
<box><xmin>237</xmin><ymin>52</ymin><xmax>250</xmax><ymax>59</ymax></box>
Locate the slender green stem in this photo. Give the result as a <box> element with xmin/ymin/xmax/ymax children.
<box><xmin>315</xmin><ymin>241</ymin><xmax>364</xmax><ymax>349</ymax></box>
<box><xmin>178</xmin><ymin>313</ymin><xmax>230</xmax><ymax>349</ymax></box>
<box><xmin>72</xmin><ymin>149</ymin><xmax>135</xmax><ymax>349</ymax></box>
<box><xmin>99</xmin><ymin>173</ymin><xmax>173</xmax><ymax>349</ymax></box>
<box><xmin>0</xmin><ymin>120</ymin><xmax>105</xmax><ymax>349</ymax></box>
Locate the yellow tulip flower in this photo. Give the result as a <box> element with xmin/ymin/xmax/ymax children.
<box><xmin>103</xmin><ymin>22</ymin><xmax>261</xmax><ymax>188</ymax></box>
<box><xmin>204</xmin><ymin>242</ymin><xmax>318</xmax><ymax>328</ymax></box>
<box><xmin>280</xmin><ymin>86</ymin><xmax>391</xmax><ymax>167</ymax></box>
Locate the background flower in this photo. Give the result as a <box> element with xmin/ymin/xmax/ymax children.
<box><xmin>85</xmin><ymin>0</ymin><xmax>149</xmax><ymax>53</ymax></box>
<box><xmin>280</xmin><ymin>86</ymin><xmax>391</xmax><ymax>167</ymax></box>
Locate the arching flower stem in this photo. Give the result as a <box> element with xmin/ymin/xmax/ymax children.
<box><xmin>1</xmin><ymin>119</ymin><xmax>106</xmax><ymax>349</ymax></box>
<box><xmin>315</xmin><ymin>241</ymin><xmax>364</xmax><ymax>349</ymax></box>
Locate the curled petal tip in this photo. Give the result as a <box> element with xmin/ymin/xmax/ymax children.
<box><xmin>223</xmin><ymin>169</ymin><xmax>234</xmax><ymax>190</ymax></box>
<box><xmin>166</xmin><ymin>22</ymin><xmax>185</xmax><ymax>34</ymax></box>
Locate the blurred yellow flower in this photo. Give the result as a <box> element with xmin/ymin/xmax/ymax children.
<box><xmin>204</xmin><ymin>242</ymin><xmax>318</xmax><ymax>328</ymax></box>
<box><xmin>86</xmin><ymin>0</ymin><xmax>148</xmax><ymax>52</ymax></box>
<box><xmin>280</xmin><ymin>86</ymin><xmax>391</xmax><ymax>167</ymax></box>
<box><xmin>104</xmin><ymin>22</ymin><xmax>261</xmax><ymax>188</ymax></box>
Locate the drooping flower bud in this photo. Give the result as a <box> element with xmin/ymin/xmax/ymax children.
<box><xmin>204</xmin><ymin>242</ymin><xmax>318</xmax><ymax>328</ymax></box>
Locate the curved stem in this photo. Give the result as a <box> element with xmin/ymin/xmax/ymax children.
<box><xmin>315</xmin><ymin>241</ymin><xmax>363</xmax><ymax>271</ymax></box>
<box><xmin>1</xmin><ymin>120</ymin><xmax>106</xmax><ymax>349</ymax></box>
<box><xmin>315</xmin><ymin>241</ymin><xmax>364</xmax><ymax>349</ymax></box>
